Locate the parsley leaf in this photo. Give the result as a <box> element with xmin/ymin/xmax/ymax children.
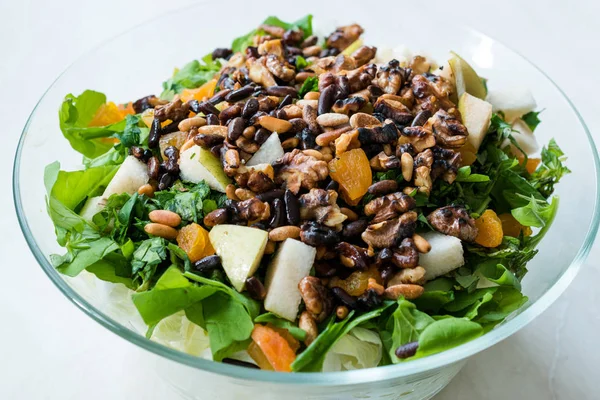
<box><xmin>521</xmin><ymin>111</ymin><xmax>542</xmax><ymax>132</ymax></box>
<box><xmin>298</xmin><ymin>76</ymin><xmax>319</xmax><ymax>98</ymax></box>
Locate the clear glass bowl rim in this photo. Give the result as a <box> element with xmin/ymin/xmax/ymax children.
<box><xmin>13</xmin><ymin>5</ymin><xmax>600</xmax><ymax>386</ymax></box>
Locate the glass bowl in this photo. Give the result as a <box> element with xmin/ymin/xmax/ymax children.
<box><xmin>13</xmin><ymin>2</ymin><xmax>600</xmax><ymax>399</ymax></box>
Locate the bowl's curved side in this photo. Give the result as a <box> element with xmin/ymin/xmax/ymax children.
<box><xmin>13</xmin><ymin>1</ymin><xmax>600</xmax><ymax>386</ymax></box>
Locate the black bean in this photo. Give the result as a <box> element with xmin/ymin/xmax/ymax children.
<box><xmin>142</xmin><ymin>149</ymin><xmax>153</xmax><ymax>162</ymax></box>
<box><xmin>395</xmin><ymin>341</ymin><xmax>419</xmax><ymax>359</ymax></box>
<box><xmin>318</xmin><ymin>85</ymin><xmax>336</xmax><ymax>115</ymax></box>
<box><xmin>266</xmin><ymin>86</ymin><xmax>298</xmax><ymax>98</ymax></box>
<box><xmin>194</xmin><ymin>133</ymin><xmax>225</xmax><ymax>148</ymax></box>
<box><xmin>269</xmin><ymin>198</ymin><xmax>285</xmax><ymax>228</ymax></box>
<box><xmin>222</xmin><ymin>358</ymin><xmax>259</xmax><ymax>369</ymax></box>
<box><xmin>130</xmin><ymin>146</ymin><xmax>145</xmax><ymax>159</ymax></box>
<box><xmin>254</xmin><ymin>128</ymin><xmax>271</xmax><ymax>145</ymax></box>
<box><xmin>298</xmin><ymin>128</ymin><xmax>316</xmax><ymax>149</ymax></box>
<box><xmin>284</xmin><ymin>190</ymin><xmax>300</xmax><ymax>225</ymax></box>
<box><xmin>300</xmin><ymin>35</ymin><xmax>318</xmax><ymax>48</ymax></box>
<box><xmin>368</xmin><ymin>85</ymin><xmax>384</xmax><ymax>97</ymax></box>
<box><xmin>278</xmin><ymin>94</ymin><xmax>293</xmax><ymax>110</ymax></box>
<box><xmin>132</xmin><ymin>95</ymin><xmax>158</xmax><ymax>113</ymax></box>
<box><xmin>289</xmin><ymin>118</ymin><xmax>308</xmax><ymax>133</ymax></box>
<box><xmin>219</xmin><ymin>103</ymin><xmax>242</xmax><ymax>124</ymax></box>
<box><xmin>148</xmin><ymin>117</ymin><xmax>161</xmax><ymax>148</ymax></box>
<box><xmin>269</xmin><ymin>109</ymin><xmax>278</xmax><ymax>117</ymax></box>
<box><xmin>300</xmin><ymin>222</ymin><xmax>340</xmax><ymax>246</ymax></box>
<box><xmin>161</xmin><ymin>120</ymin><xmax>180</xmax><ymax>135</ymax></box>
<box><xmin>411</xmin><ymin>110</ymin><xmax>432</xmax><ymax>127</ymax></box>
<box><xmin>357</xmin><ymin>289</ymin><xmax>383</xmax><ymax>310</ymax></box>
<box><xmin>195</xmin><ymin>101</ymin><xmax>220</xmax><ymax>116</ymax></box>
<box><xmin>158</xmin><ymin>173</ymin><xmax>175</xmax><ymax>190</ymax></box>
<box><xmin>242</xmin><ymin>98</ymin><xmax>259</xmax><ymax>119</ymax></box>
<box><xmin>203</xmin><ymin>208</ymin><xmax>228</xmax><ymax>227</ymax></box>
<box><xmin>245</xmin><ymin>46</ymin><xmax>259</xmax><ymax>59</ymax></box>
<box><xmin>164</xmin><ymin>146</ymin><xmax>179</xmax><ymax>160</ymax></box>
<box><xmin>208</xmin><ymin>89</ymin><xmax>231</xmax><ymax>106</ymax></box>
<box><xmin>193</xmin><ymin>255</ymin><xmax>222</xmax><ymax>273</ymax></box>
<box><xmin>206</xmin><ymin>114</ymin><xmax>220</xmax><ymax>126</ymax></box>
<box><xmin>275</xmin><ymin>109</ymin><xmax>288</xmax><ymax>120</ymax></box>
<box><xmin>147</xmin><ymin>156</ymin><xmax>160</xmax><ymax>180</ymax></box>
<box><xmin>245</xmin><ymin>276</ymin><xmax>267</xmax><ymax>301</ymax></box>
<box><xmin>325</xmin><ymin>180</ymin><xmax>339</xmax><ymax>191</ymax></box>
<box><xmin>315</xmin><ymin>262</ymin><xmax>338</xmax><ymax>277</ymax></box>
<box><xmin>336</xmin><ymin>76</ymin><xmax>350</xmax><ymax>99</ymax></box>
<box><xmin>377</xmin><ymin>248</ymin><xmax>394</xmax><ymax>263</ymax></box>
<box><xmin>227</xmin><ymin>117</ymin><xmax>245</xmax><ymax>141</ymax></box>
<box><xmin>256</xmin><ymin>189</ymin><xmax>285</xmax><ymax>203</ymax></box>
<box><xmin>162</xmin><ymin>159</ymin><xmax>179</xmax><ymax>174</ymax></box>
<box><xmin>282</xmin><ymin>29</ymin><xmax>303</xmax><ymax>45</ymax></box>
<box><xmin>211</xmin><ymin>144</ymin><xmax>224</xmax><ymax>158</ymax></box>
<box><xmin>212</xmin><ymin>48</ymin><xmax>233</xmax><ymax>60</ymax></box>
<box><xmin>331</xmin><ymin>287</ymin><xmax>358</xmax><ymax>309</ymax></box>
<box><xmin>367</xmin><ymin>180</ymin><xmax>398</xmax><ymax>196</ymax></box>
<box><xmin>342</xmin><ymin>219</ymin><xmax>369</xmax><ymax>238</ymax></box>
<box><xmin>225</xmin><ymin>86</ymin><xmax>254</xmax><ymax>102</ymax></box>
<box><xmin>379</xmin><ymin>264</ymin><xmax>395</xmax><ymax>285</ymax></box>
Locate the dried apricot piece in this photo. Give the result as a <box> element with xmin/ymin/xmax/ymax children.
<box><xmin>250</xmin><ymin>324</ymin><xmax>296</xmax><ymax>372</ymax></box>
<box><xmin>474</xmin><ymin>209</ymin><xmax>504</xmax><ymax>248</ymax></box>
<box><xmin>88</xmin><ymin>102</ymin><xmax>125</xmax><ymax>127</ymax></box>
<box><xmin>515</xmin><ymin>153</ymin><xmax>541</xmax><ymax>174</ymax></box>
<box><xmin>180</xmin><ymin>79</ymin><xmax>218</xmax><ymax>103</ymax></box>
<box><xmin>329</xmin><ymin>265</ymin><xmax>381</xmax><ymax>296</ymax></box>
<box><xmin>197</xmin><ymin>226</ymin><xmax>215</xmax><ymax>259</ymax></box>
<box><xmin>118</xmin><ymin>102</ymin><xmax>135</xmax><ymax>116</ymax></box>
<box><xmin>266</xmin><ymin>324</ymin><xmax>300</xmax><ymax>352</ymax></box>
<box><xmin>499</xmin><ymin>213</ymin><xmax>532</xmax><ymax>237</ymax></box>
<box><xmin>329</xmin><ymin>148</ymin><xmax>372</xmax><ymax>203</ymax></box>
<box><xmin>141</xmin><ymin>109</ymin><xmax>155</xmax><ymax>128</ymax></box>
<box><xmin>176</xmin><ymin>223</ymin><xmax>208</xmax><ymax>263</ymax></box>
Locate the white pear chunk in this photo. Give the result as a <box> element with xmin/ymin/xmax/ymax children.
<box><xmin>504</xmin><ymin>118</ymin><xmax>540</xmax><ymax>155</ymax></box>
<box><xmin>458</xmin><ymin>92</ymin><xmax>493</xmax><ymax>151</ymax></box>
<box><xmin>264</xmin><ymin>239</ymin><xmax>317</xmax><ymax>321</ymax></box>
<box><xmin>179</xmin><ymin>145</ymin><xmax>231</xmax><ymax>193</ymax></box>
<box><xmin>419</xmin><ymin>232</ymin><xmax>465</xmax><ymax>281</ymax></box>
<box><xmin>79</xmin><ymin>196</ymin><xmax>107</xmax><ymax>222</ymax></box>
<box><xmin>208</xmin><ymin>225</ymin><xmax>268</xmax><ymax>292</ymax></box>
<box><xmin>102</xmin><ymin>156</ymin><xmax>149</xmax><ymax>198</ymax></box>
<box><xmin>486</xmin><ymin>87</ymin><xmax>537</xmax><ymax>123</ymax></box>
<box><xmin>246</xmin><ymin>133</ymin><xmax>284</xmax><ymax>167</ymax></box>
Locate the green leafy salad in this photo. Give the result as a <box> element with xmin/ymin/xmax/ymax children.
<box><xmin>44</xmin><ymin>15</ymin><xmax>569</xmax><ymax>372</ymax></box>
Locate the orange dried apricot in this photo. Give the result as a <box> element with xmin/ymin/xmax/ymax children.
<box><xmin>247</xmin><ymin>341</ymin><xmax>274</xmax><ymax>371</ymax></box>
<box><xmin>498</xmin><ymin>213</ymin><xmax>532</xmax><ymax>237</ymax></box>
<box><xmin>329</xmin><ymin>148</ymin><xmax>372</xmax><ymax>203</ymax></box>
<box><xmin>180</xmin><ymin>79</ymin><xmax>218</xmax><ymax>103</ymax></box>
<box><xmin>267</xmin><ymin>324</ymin><xmax>300</xmax><ymax>352</ymax></box>
<box><xmin>118</xmin><ymin>102</ymin><xmax>135</xmax><ymax>116</ymax></box>
<box><xmin>329</xmin><ymin>264</ymin><xmax>382</xmax><ymax>296</ymax></box>
<box><xmin>515</xmin><ymin>153</ymin><xmax>541</xmax><ymax>174</ymax></box>
<box><xmin>88</xmin><ymin>102</ymin><xmax>125</xmax><ymax>127</ymax></box>
<box><xmin>458</xmin><ymin>141</ymin><xmax>477</xmax><ymax>166</ymax></box>
<box><xmin>141</xmin><ymin>109</ymin><xmax>155</xmax><ymax>128</ymax></box>
<box><xmin>474</xmin><ymin>209</ymin><xmax>504</xmax><ymax>248</ymax></box>
<box><xmin>251</xmin><ymin>324</ymin><xmax>296</xmax><ymax>372</ymax></box>
<box><xmin>176</xmin><ymin>223</ymin><xmax>212</xmax><ymax>263</ymax></box>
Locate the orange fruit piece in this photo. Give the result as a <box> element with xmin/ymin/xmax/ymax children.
<box><xmin>329</xmin><ymin>264</ymin><xmax>382</xmax><ymax>296</ymax></box>
<box><xmin>88</xmin><ymin>102</ymin><xmax>125</xmax><ymax>127</ymax></box>
<box><xmin>267</xmin><ymin>324</ymin><xmax>300</xmax><ymax>352</ymax></box>
<box><xmin>474</xmin><ymin>209</ymin><xmax>504</xmax><ymax>248</ymax></box>
<box><xmin>247</xmin><ymin>341</ymin><xmax>274</xmax><ymax>371</ymax></box>
<box><xmin>141</xmin><ymin>109</ymin><xmax>155</xmax><ymax>128</ymax></box>
<box><xmin>515</xmin><ymin>153</ymin><xmax>541</xmax><ymax>174</ymax></box>
<box><xmin>250</xmin><ymin>324</ymin><xmax>296</xmax><ymax>372</ymax></box>
<box><xmin>458</xmin><ymin>141</ymin><xmax>477</xmax><ymax>166</ymax></box>
<box><xmin>176</xmin><ymin>223</ymin><xmax>214</xmax><ymax>263</ymax></box>
<box><xmin>118</xmin><ymin>102</ymin><xmax>135</xmax><ymax>116</ymax></box>
<box><xmin>329</xmin><ymin>148</ymin><xmax>372</xmax><ymax>203</ymax></box>
<box><xmin>498</xmin><ymin>213</ymin><xmax>532</xmax><ymax>237</ymax></box>
<box><xmin>180</xmin><ymin>79</ymin><xmax>218</xmax><ymax>103</ymax></box>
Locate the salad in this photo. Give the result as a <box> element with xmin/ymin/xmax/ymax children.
<box><xmin>45</xmin><ymin>15</ymin><xmax>570</xmax><ymax>372</ymax></box>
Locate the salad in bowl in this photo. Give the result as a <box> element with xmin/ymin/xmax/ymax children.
<box><xmin>44</xmin><ymin>15</ymin><xmax>569</xmax><ymax>373</ymax></box>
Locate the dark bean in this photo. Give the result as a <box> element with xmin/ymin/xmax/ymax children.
<box><xmin>325</xmin><ymin>180</ymin><xmax>339</xmax><ymax>191</ymax></box>
<box><xmin>203</xmin><ymin>208</ymin><xmax>228</xmax><ymax>227</ymax></box>
<box><xmin>282</xmin><ymin>29</ymin><xmax>303</xmax><ymax>45</ymax></box>
<box><xmin>300</xmin><ymin>35</ymin><xmax>318</xmax><ymax>48</ymax></box>
<box><xmin>245</xmin><ymin>46</ymin><xmax>259</xmax><ymax>59</ymax></box>
<box><xmin>368</xmin><ymin>85</ymin><xmax>384</xmax><ymax>97</ymax></box>
<box><xmin>210</xmin><ymin>144</ymin><xmax>223</xmax><ymax>158</ymax></box>
<box><xmin>132</xmin><ymin>95</ymin><xmax>160</xmax><ymax>113</ymax></box>
<box><xmin>227</xmin><ymin>117</ymin><xmax>245</xmax><ymax>141</ymax></box>
<box><xmin>287</xmin><ymin>47</ymin><xmax>303</xmax><ymax>57</ymax></box>
<box><xmin>274</xmin><ymin>109</ymin><xmax>287</xmax><ymax>120</ymax></box>
<box><xmin>266</xmin><ymin>86</ymin><xmax>298</xmax><ymax>98</ymax></box>
<box><xmin>269</xmin><ymin>109</ymin><xmax>278</xmax><ymax>117</ymax></box>
<box><xmin>377</xmin><ymin>248</ymin><xmax>394</xmax><ymax>263</ymax></box>
<box><xmin>164</xmin><ymin>146</ymin><xmax>179</xmax><ymax>160</ymax></box>
<box><xmin>225</xmin><ymin>86</ymin><xmax>254</xmax><ymax>102</ymax></box>
<box><xmin>342</xmin><ymin>219</ymin><xmax>369</xmax><ymax>238</ymax></box>
<box><xmin>242</xmin><ymin>98</ymin><xmax>259</xmax><ymax>119</ymax></box>
<box><xmin>147</xmin><ymin>156</ymin><xmax>160</xmax><ymax>180</ymax></box>
<box><xmin>194</xmin><ymin>133</ymin><xmax>225</xmax><ymax>148</ymax></box>
<box><xmin>367</xmin><ymin>180</ymin><xmax>399</xmax><ymax>196</ymax></box>
<box><xmin>219</xmin><ymin>103</ymin><xmax>242</xmax><ymax>124</ymax></box>
<box><xmin>162</xmin><ymin>159</ymin><xmax>179</xmax><ymax>174</ymax></box>
<box><xmin>315</xmin><ymin>263</ymin><xmax>338</xmax><ymax>278</ymax></box>
<box><xmin>395</xmin><ymin>341</ymin><xmax>419</xmax><ymax>359</ymax></box>
<box><xmin>208</xmin><ymin>89</ymin><xmax>231</xmax><ymax>106</ymax></box>
<box><xmin>380</xmin><ymin>264</ymin><xmax>396</xmax><ymax>284</ymax></box>
<box><xmin>331</xmin><ymin>287</ymin><xmax>358</xmax><ymax>309</ymax></box>
<box><xmin>130</xmin><ymin>146</ymin><xmax>145</xmax><ymax>159</ymax></box>
<box><xmin>298</xmin><ymin>128</ymin><xmax>316</xmax><ymax>149</ymax></box>
<box><xmin>269</xmin><ymin>198</ymin><xmax>285</xmax><ymax>228</ymax></box>
<box><xmin>196</xmin><ymin>101</ymin><xmax>221</xmax><ymax>116</ymax></box>
<box><xmin>318</xmin><ymin>85</ymin><xmax>336</xmax><ymax>115</ymax></box>
<box><xmin>245</xmin><ymin>276</ymin><xmax>267</xmax><ymax>301</ymax></box>
<box><xmin>284</xmin><ymin>189</ymin><xmax>300</xmax><ymax>225</ymax></box>
<box><xmin>148</xmin><ymin>117</ymin><xmax>161</xmax><ymax>148</ymax></box>
<box><xmin>255</xmin><ymin>189</ymin><xmax>285</xmax><ymax>203</ymax></box>
<box><xmin>411</xmin><ymin>110</ymin><xmax>432</xmax><ymax>127</ymax></box>
<box><xmin>222</xmin><ymin>358</ymin><xmax>259</xmax><ymax>369</ymax></box>
<box><xmin>300</xmin><ymin>222</ymin><xmax>340</xmax><ymax>246</ymax></box>
<box><xmin>357</xmin><ymin>289</ymin><xmax>383</xmax><ymax>310</ymax></box>
<box><xmin>161</xmin><ymin>120</ymin><xmax>179</xmax><ymax>135</ymax></box>
<box><xmin>289</xmin><ymin>118</ymin><xmax>308</xmax><ymax>134</ymax></box>
<box><xmin>142</xmin><ymin>149</ymin><xmax>153</xmax><ymax>162</ymax></box>
<box><xmin>252</xmin><ymin>128</ymin><xmax>270</xmax><ymax>145</ymax></box>
<box><xmin>249</xmin><ymin>111</ymin><xmax>268</xmax><ymax>126</ymax></box>
<box><xmin>206</xmin><ymin>114</ymin><xmax>220</xmax><ymax>126</ymax></box>
<box><xmin>278</xmin><ymin>95</ymin><xmax>293</xmax><ymax>110</ymax></box>
<box><xmin>158</xmin><ymin>173</ymin><xmax>175</xmax><ymax>191</ymax></box>
<box><xmin>212</xmin><ymin>48</ymin><xmax>233</xmax><ymax>60</ymax></box>
<box><xmin>336</xmin><ymin>76</ymin><xmax>350</xmax><ymax>99</ymax></box>
<box><xmin>193</xmin><ymin>255</ymin><xmax>222</xmax><ymax>273</ymax></box>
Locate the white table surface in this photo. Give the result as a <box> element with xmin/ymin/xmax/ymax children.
<box><xmin>1</xmin><ymin>0</ymin><xmax>599</xmax><ymax>398</ymax></box>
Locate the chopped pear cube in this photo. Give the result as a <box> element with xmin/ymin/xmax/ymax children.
<box><xmin>458</xmin><ymin>92</ymin><xmax>493</xmax><ymax>151</ymax></box>
<box><xmin>179</xmin><ymin>145</ymin><xmax>231</xmax><ymax>193</ymax></box>
<box><xmin>486</xmin><ymin>87</ymin><xmax>537</xmax><ymax>123</ymax></box>
<box><xmin>79</xmin><ymin>196</ymin><xmax>107</xmax><ymax>222</ymax></box>
<box><xmin>246</xmin><ymin>133</ymin><xmax>284</xmax><ymax>167</ymax></box>
<box><xmin>102</xmin><ymin>156</ymin><xmax>149</xmax><ymax>198</ymax></box>
<box><xmin>419</xmin><ymin>232</ymin><xmax>465</xmax><ymax>281</ymax></box>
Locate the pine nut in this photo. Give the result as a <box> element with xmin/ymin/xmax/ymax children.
<box><xmin>302</xmin><ymin>149</ymin><xmax>324</xmax><ymax>160</ymax></box>
<box><xmin>235</xmin><ymin>188</ymin><xmax>255</xmax><ymax>200</ymax></box>
<box><xmin>349</xmin><ymin>112</ymin><xmax>382</xmax><ymax>128</ymax></box>
<box><xmin>178</xmin><ymin>116</ymin><xmax>206</xmax><ymax>132</ymax></box>
<box><xmin>144</xmin><ymin>223</ymin><xmax>178</xmax><ymax>240</ymax></box>
<box><xmin>412</xmin><ymin>234</ymin><xmax>431</xmax><ymax>254</ymax></box>
<box><xmin>336</xmin><ymin>305</ymin><xmax>349</xmax><ymax>320</ymax></box>
<box><xmin>226</xmin><ymin>184</ymin><xmax>239</xmax><ymax>201</ymax></box>
<box><xmin>296</xmin><ymin>99</ymin><xmax>319</xmax><ymax>109</ymax></box>
<box><xmin>295</xmin><ymin>72</ymin><xmax>315</xmax><ymax>83</ymax></box>
<box><xmin>198</xmin><ymin>125</ymin><xmax>228</xmax><ymax>136</ymax></box>
<box><xmin>179</xmin><ymin>138</ymin><xmax>196</xmax><ymax>153</ymax></box>
<box><xmin>137</xmin><ymin>184</ymin><xmax>155</xmax><ymax>198</ymax></box>
<box><xmin>401</xmin><ymin>152</ymin><xmax>414</xmax><ymax>181</ymax></box>
<box><xmin>367</xmin><ymin>278</ymin><xmax>385</xmax><ymax>296</ymax></box>
<box><xmin>264</xmin><ymin>240</ymin><xmax>276</xmax><ymax>255</ymax></box>
<box><xmin>340</xmin><ymin>207</ymin><xmax>358</xmax><ymax>222</ymax></box>
<box><xmin>384</xmin><ymin>284</ymin><xmax>424</xmax><ymax>300</ymax></box>
<box><xmin>268</xmin><ymin>225</ymin><xmax>301</xmax><ymax>241</ymax></box>
<box><xmin>315</xmin><ymin>125</ymin><xmax>353</xmax><ymax>146</ymax></box>
<box><xmin>242</xmin><ymin>126</ymin><xmax>256</xmax><ymax>139</ymax></box>
<box><xmin>258</xmin><ymin>115</ymin><xmax>292</xmax><ymax>133</ymax></box>
<box><xmin>281</xmin><ymin>137</ymin><xmax>300</xmax><ymax>150</ymax></box>
<box><xmin>149</xmin><ymin>210</ymin><xmax>182</xmax><ymax>227</ymax></box>
<box><xmin>304</xmin><ymin>91</ymin><xmax>320</xmax><ymax>100</ymax></box>
<box><xmin>316</xmin><ymin>113</ymin><xmax>350</xmax><ymax>127</ymax></box>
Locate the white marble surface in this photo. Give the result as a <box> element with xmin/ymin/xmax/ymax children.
<box><xmin>1</xmin><ymin>0</ymin><xmax>599</xmax><ymax>398</ymax></box>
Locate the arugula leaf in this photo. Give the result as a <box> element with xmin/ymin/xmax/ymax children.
<box><xmin>131</xmin><ymin>237</ymin><xmax>169</xmax><ymax>290</ymax></box>
<box><xmin>455</xmin><ymin>166</ymin><xmax>490</xmax><ymax>183</ymax></box>
<box><xmin>53</xmin><ymin>237</ymin><xmax>120</xmax><ymax>277</ymax></box>
<box><xmin>255</xmin><ymin>313</ymin><xmax>307</xmax><ymax>341</ymax></box>
<box><xmin>530</xmin><ymin>139</ymin><xmax>570</xmax><ymax>198</ymax></box>
<box><xmin>511</xmin><ymin>195</ymin><xmax>556</xmax><ymax>227</ymax></box>
<box><xmin>160</xmin><ymin>59</ymin><xmax>221</xmax><ymax>100</ymax></box>
<box><xmin>298</xmin><ymin>76</ymin><xmax>319</xmax><ymax>98</ymax></box>
<box><xmin>59</xmin><ymin>90</ymin><xmax>127</xmax><ymax>158</ymax></box>
<box><xmin>51</xmin><ymin>165</ymin><xmax>118</xmax><ymax>211</ymax></box>
<box><xmin>522</xmin><ymin>111</ymin><xmax>542</xmax><ymax>132</ymax></box>
<box><xmin>86</xmin><ymin>255</ymin><xmax>135</xmax><ymax>289</ymax></box>
<box><xmin>413</xmin><ymin>318</ymin><xmax>483</xmax><ymax>358</ymax></box>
